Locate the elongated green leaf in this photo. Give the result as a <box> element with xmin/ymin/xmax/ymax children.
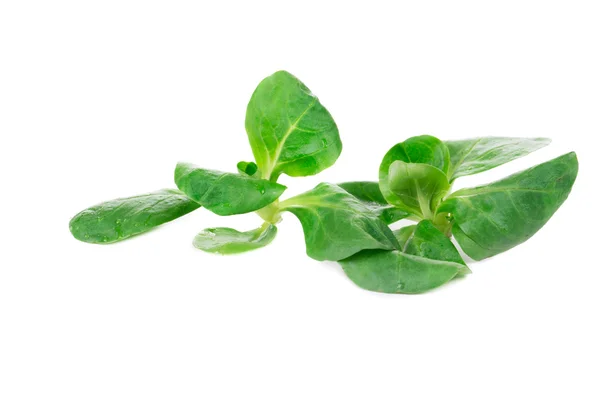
<box><xmin>379</xmin><ymin>135</ymin><xmax>449</xmax><ymax>213</ymax></box>
<box><xmin>387</xmin><ymin>161</ymin><xmax>450</xmax><ymax>219</ymax></box>
<box><xmin>402</xmin><ymin>220</ymin><xmax>467</xmax><ymax>268</ymax></box>
<box><xmin>340</xmin><ymin>250</ymin><xmax>468</xmax><ymax>294</ymax></box>
<box><xmin>338</xmin><ymin>181</ymin><xmax>410</xmax><ymax>224</ymax></box>
<box><xmin>445</xmin><ymin>137</ymin><xmax>551</xmax><ymax>182</ymax></box>
<box><xmin>174</xmin><ymin>162</ymin><xmax>286</xmax><ymax>216</ymax></box>
<box><xmin>280</xmin><ymin>183</ymin><xmax>399</xmax><ymax>261</ymax></box>
<box><xmin>69</xmin><ymin>189</ymin><xmax>200</xmax><ymax>244</ymax></box>
<box><xmin>245</xmin><ymin>70</ymin><xmax>342</xmax><ymax>180</ymax></box>
<box><xmin>438</xmin><ymin>152</ymin><xmax>578</xmax><ymax>260</ymax></box>
<box><xmin>237</xmin><ymin>161</ymin><xmax>259</xmax><ymax>177</ymax></box>
<box><xmin>193</xmin><ymin>223</ymin><xmax>277</xmax><ymax>254</ymax></box>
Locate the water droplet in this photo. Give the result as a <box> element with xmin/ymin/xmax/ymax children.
<box><xmin>259</xmin><ymin>188</ymin><xmax>266</xmax><ymax>194</ymax></box>
<box><xmin>134</xmin><ymin>223</ymin><xmax>140</xmax><ymax>227</ymax></box>
<box><xmin>84</xmin><ymin>234</ymin><xmax>90</xmax><ymax>239</ymax></box>
<box><xmin>97</xmin><ymin>216</ymin><xmax>104</xmax><ymax>222</ymax></box>
<box><xmin>321</xmin><ymin>139</ymin><xmax>328</xmax><ymax>147</ymax></box>
<box><xmin>102</xmin><ymin>236</ymin><xmax>108</xmax><ymax>242</ymax></box>
<box><xmin>115</xmin><ymin>219</ymin><xmax>121</xmax><ymax>225</ymax></box>
<box><xmin>223</xmin><ymin>203</ymin><xmax>231</xmax><ymax>208</ymax></box>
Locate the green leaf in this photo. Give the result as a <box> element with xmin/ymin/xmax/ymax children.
<box><xmin>392</xmin><ymin>225</ymin><xmax>417</xmax><ymax>248</ymax></box>
<box><xmin>280</xmin><ymin>183</ymin><xmax>399</xmax><ymax>261</ymax></box>
<box><xmin>174</xmin><ymin>162</ymin><xmax>286</xmax><ymax>216</ymax></box>
<box><xmin>338</xmin><ymin>181</ymin><xmax>410</xmax><ymax>224</ymax></box>
<box><xmin>401</xmin><ymin>220</ymin><xmax>468</xmax><ymax>269</ymax></box>
<box><xmin>69</xmin><ymin>189</ymin><xmax>201</xmax><ymax>244</ymax></box>
<box><xmin>386</xmin><ymin>161</ymin><xmax>450</xmax><ymax>219</ymax></box>
<box><xmin>340</xmin><ymin>250</ymin><xmax>468</xmax><ymax>294</ymax></box>
<box><xmin>438</xmin><ymin>152</ymin><xmax>578</xmax><ymax>260</ymax></box>
<box><xmin>445</xmin><ymin>137</ymin><xmax>551</xmax><ymax>182</ymax></box>
<box><xmin>236</xmin><ymin>161</ymin><xmax>259</xmax><ymax>177</ymax></box>
<box><xmin>245</xmin><ymin>70</ymin><xmax>342</xmax><ymax>180</ymax></box>
<box><xmin>193</xmin><ymin>223</ymin><xmax>277</xmax><ymax>254</ymax></box>
<box><xmin>379</xmin><ymin>135</ymin><xmax>450</xmax><ymax>214</ymax></box>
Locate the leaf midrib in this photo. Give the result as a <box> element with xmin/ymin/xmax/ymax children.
<box><xmin>265</xmin><ymin>96</ymin><xmax>318</xmax><ymax>178</ymax></box>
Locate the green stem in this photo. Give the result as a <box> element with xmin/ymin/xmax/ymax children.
<box><xmin>432</xmin><ymin>212</ymin><xmax>453</xmax><ymax>237</ymax></box>
<box><xmin>256</xmin><ymin>200</ymin><xmax>281</xmax><ymax>224</ymax></box>
<box><xmin>416</xmin><ymin>186</ymin><xmax>434</xmax><ymax>220</ymax></box>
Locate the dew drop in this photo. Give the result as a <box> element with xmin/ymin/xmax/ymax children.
<box><xmin>84</xmin><ymin>234</ymin><xmax>90</xmax><ymax>239</ymax></box>
<box><xmin>115</xmin><ymin>219</ymin><xmax>121</xmax><ymax>225</ymax></box>
<box><xmin>259</xmin><ymin>188</ymin><xmax>266</xmax><ymax>194</ymax></box>
<box><xmin>321</xmin><ymin>139</ymin><xmax>328</xmax><ymax>147</ymax></box>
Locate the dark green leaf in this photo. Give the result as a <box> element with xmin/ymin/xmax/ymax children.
<box><xmin>236</xmin><ymin>161</ymin><xmax>259</xmax><ymax>177</ymax></box>
<box><xmin>174</xmin><ymin>162</ymin><xmax>286</xmax><ymax>216</ymax></box>
<box><xmin>338</xmin><ymin>181</ymin><xmax>410</xmax><ymax>224</ymax></box>
<box><xmin>445</xmin><ymin>137</ymin><xmax>551</xmax><ymax>182</ymax></box>
<box><xmin>438</xmin><ymin>152</ymin><xmax>578</xmax><ymax>260</ymax></box>
<box><xmin>402</xmin><ymin>220</ymin><xmax>467</xmax><ymax>268</ymax></box>
<box><xmin>69</xmin><ymin>189</ymin><xmax>200</xmax><ymax>244</ymax></box>
<box><xmin>280</xmin><ymin>183</ymin><xmax>399</xmax><ymax>261</ymax></box>
<box><xmin>245</xmin><ymin>70</ymin><xmax>342</xmax><ymax>180</ymax></box>
<box><xmin>387</xmin><ymin>161</ymin><xmax>450</xmax><ymax>219</ymax></box>
<box><xmin>193</xmin><ymin>223</ymin><xmax>277</xmax><ymax>254</ymax></box>
<box><xmin>379</xmin><ymin>135</ymin><xmax>450</xmax><ymax>214</ymax></box>
<box><xmin>340</xmin><ymin>249</ymin><xmax>468</xmax><ymax>294</ymax></box>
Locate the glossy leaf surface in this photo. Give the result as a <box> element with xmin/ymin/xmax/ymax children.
<box><xmin>379</xmin><ymin>135</ymin><xmax>449</xmax><ymax>212</ymax></box>
<box><xmin>438</xmin><ymin>152</ymin><xmax>578</xmax><ymax>260</ymax></box>
<box><xmin>280</xmin><ymin>183</ymin><xmax>399</xmax><ymax>261</ymax></box>
<box><xmin>174</xmin><ymin>162</ymin><xmax>286</xmax><ymax>216</ymax></box>
<box><xmin>338</xmin><ymin>181</ymin><xmax>410</xmax><ymax>224</ymax></box>
<box><xmin>245</xmin><ymin>70</ymin><xmax>342</xmax><ymax>180</ymax></box>
<box><xmin>70</xmin><ymin>189</ymin><xmax>200</xmax><ymax>244</ymax></box>
<box><xmin>387</xmin><ymin>161</ymin><xmax>450</xmax><ymax>218</ymax></box>
<box><xmin>340</xmin><ymin>250</ymin><xmax>468</xmax><ymax>294</ymax></box>
<box><xmin>193</xmin><ymin>223</ymin><xmax>277</xmax><ymax>254</ymax></box>
<box><xmin>445</xmin><ymin>137</ymin><xmax>551</xmax><ymax>182</ymax></box>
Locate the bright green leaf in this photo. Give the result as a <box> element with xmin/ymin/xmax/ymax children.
<box><xmin>387</xmin><ymin>161</ymin><xmax>450</xmax><ymax>219</ymax></box>
<box><xmin>193</xmin><ymin>223</ymin><xmax>277</xmax><ymax>254</ymax></box>
<box><xmin>445</xmin><ymin>137</ymin><xmax>551</xmax><ymax>182</ymax></box>
<box><xmin>379</xmin><ymin>135</ymin><xmax>449</xmax><ymax>213</ymax></box>
<box><xmin>237</xmin><ymin>161</ymin><xmax>259</xmax><ymax>177</ymax></box>
<box><xmin>174</xmin><ymin>162</ymin><xmax>286</xmax><ymax>216</ymax></box>
<box><xmin>245</xmin><ymin>70</ymin><xmax>342</xmax><ymax>180</ymax></box>
<box><xmin>69</xmin><ymin>189</ymin><xmax>201</xmax><ymax>244</ymax></box>
<box><xmin>280</xmin><ymin>183</ymin><xmax>399</xmax><ymax>261</ymax></box>
<box><xmin>438</xmin><ymin>152</ymin><xmax>578</xmax><ymax>260</ymax></box>
<box><xmin>338</xmin><ymin>181</ymin><xmax>410</xmax><ymax>224</ymax></box>
<box><xmin>392</xmin><ymin>225</ymin><xmax>417</xmax><ymax>248</ymax></box>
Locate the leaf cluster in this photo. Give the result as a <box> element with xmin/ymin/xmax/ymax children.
<box><xmin>70</xmin><ymin>71</ymin><xmax>578</xmax><ymax>294</ymax></box>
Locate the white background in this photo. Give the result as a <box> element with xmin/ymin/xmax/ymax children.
<box><xmin>1</xmin><ymin>1</ymin><xmax>599</xmax><ymax>399</ymax></box>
